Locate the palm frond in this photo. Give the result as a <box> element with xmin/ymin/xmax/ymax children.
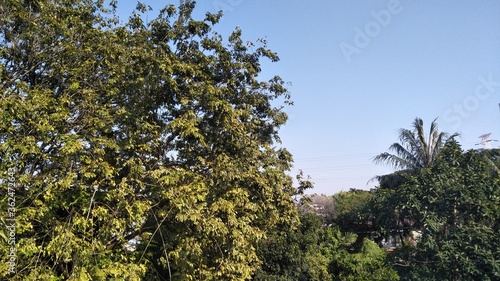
<box><xmin>389</xmin><ymin>143</ymin><xmax>420</xmax><ymax>168</ymax></box>
<box><xmin>372</xmin><ymin>152</ymin><xmax>410</xmax><ymax>170</ymax></box>
<box><xmin>374</xmin><ymin>117</ymin><xmax>458</xmax><ymax>172</ymax></box>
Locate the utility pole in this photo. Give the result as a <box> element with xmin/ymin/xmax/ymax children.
<box><xmin>476</xmin><ymin>133</ymin><xmax>498</xmax><ymax>150</ymax></box>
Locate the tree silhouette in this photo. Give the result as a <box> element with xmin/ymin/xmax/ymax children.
<box><xmin>373</xmin><ymin>117</ymin><xmax>459</xmax><ymax>171</ymax></box>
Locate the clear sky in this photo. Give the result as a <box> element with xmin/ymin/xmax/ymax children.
<box><xmin>117</xmin><ymin>0</ymin><xmax>500</xmax><ymax>195</ymax></box>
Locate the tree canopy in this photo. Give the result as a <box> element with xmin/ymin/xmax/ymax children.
<box><xmin>391</xmin><ymin>141</ymin><xmax>500</xmax><ymax>280</ymax></box>
<box><xmin>371</xmin><ymin>140</ymin><xmax>500</xmax><ymax>280</ymax></box>
<box><xmin>0</xmin><ymin>1</ymin><xmax>299</xmax><ymax>279</ymax></box>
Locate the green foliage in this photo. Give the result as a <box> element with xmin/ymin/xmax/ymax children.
<box><xmin>253</xmin><ymin>212</ymin><xmax>319</xmax><ymax>281</ymax></box>
<box><xmin>480</xmin><ymin>148</ymin><xmax>500</xmax><ymax>174</ymax></box>
<box><xmin>328</xmin><ymin>236</ymin><xmax>399</xmax><ymax>281</ymax></box>
<box><xmin>371</xmin><ymin>118</ymin><xmax>460</xmax><ymax>249</ymax></box>
<box><xmin>373</xmin><ymin>120</ymin><xmax>500</xmax><ymax>280</ymax></box>
<box><xmin>332</xmin><ymin>189</ymin><xmax>373</xmax><ymax>236</ymax></box>
<box><xmin>376</xmin><ymin>141</ymin><xmax>500</xmax><ymax>280</ymax></box>
<box><xmin>254</xmin><ymin>212</ymin><xmax>399</xmax><ymax>280</ymax></box>
<box><xmin>0</xmin><ymin>1</ymin><xmax>298</xmax><ymax>279</ymax></box>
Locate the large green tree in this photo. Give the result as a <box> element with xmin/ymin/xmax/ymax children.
<box><xmin>0</xmin><ymin>1</ymin><xmax>299</xmax><ymax>280</ymax></box>
<box><xmin>384</xmin><ymin>141</ymin><xmax>500</xmax><ymax>280</ymax></box>
<box><xmin>371</xmin><ymin>118</ymin><xmax>459</xmax><ymax>244</ymax></box>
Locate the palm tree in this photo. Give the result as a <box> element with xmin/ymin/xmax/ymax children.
<box><xmin>373</xmin><ymin>117</ymin><xmax>459</xmax><ymax>171</ymax></box>
<box><xmin>371</xmin><ymin>118</ymin><xmax>459</xmax><ymax>245</ymax></box>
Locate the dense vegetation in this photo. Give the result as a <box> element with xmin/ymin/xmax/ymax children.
<box><xmin>1</xmin><ymin>1</ymin><xmax>499</xmax><ymax>280</ymax></box>
<box><xmin>0</xmin><ymin>0</ymin><xmax>300</xmax><ymax>279</ymax></box>
<box><xmin>375</xmin><ymin>142</ymin><xmax>500</xmax><ymax>280</ymax></box>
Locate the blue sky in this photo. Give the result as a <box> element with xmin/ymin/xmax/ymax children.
<box><xmin>117</xmin><ymin>0</ymin><xmax>500</xmax><ymax>194</ymax></box>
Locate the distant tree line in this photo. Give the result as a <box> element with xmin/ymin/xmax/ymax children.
<box><xmin>297</xmin><ymin>119</ymin><xmax>500</xmax><ymax>280</ymax></box>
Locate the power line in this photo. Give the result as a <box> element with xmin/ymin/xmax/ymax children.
<box><xmin>294</xmin><ymin>152</ymin><xmax>377</xmax><ymax>162</ymax></box>
<box><xmin>311</xmin><ymin>176</ymin><xmax>372</xmax><ymax>182</ymax></box>
<box><xmin>297</xmin><ymin>164</ymin><xmax>374</xmax><ymax>171</ymax></box>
